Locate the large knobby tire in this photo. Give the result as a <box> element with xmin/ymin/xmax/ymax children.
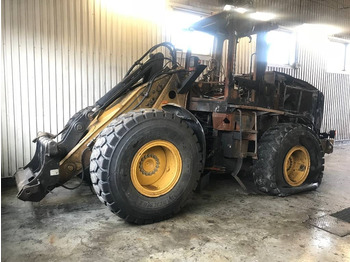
<box><xmin>252</xmin><ymin>123</ymin><xmax>324</xmax><ymax>195</ymax></box>
<box><xmin>90</xmin><ymin>109</ymin><xmax>202</xmax><ymax>224</ymax></box>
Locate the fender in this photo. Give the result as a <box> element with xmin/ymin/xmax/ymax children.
<box><xmin>162</xmin><ymin>103</ymin><xmax>206</xmax><ymax>171</ymax></box>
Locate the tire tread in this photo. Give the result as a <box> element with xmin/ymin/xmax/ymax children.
<box><xmin>252</xmin><ymin>123</ymin><xmax>324</xmax><ymax>195</ymax></box>
<box><xmin>90</xmin><ymin>109</ymin><xmax>202</xmax><ymax>224</ymax></box>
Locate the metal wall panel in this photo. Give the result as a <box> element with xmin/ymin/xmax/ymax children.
<box><xmin>1</xmin><ymin>0</ymin><xmax>168</xmax><ymax>177</ymax></box>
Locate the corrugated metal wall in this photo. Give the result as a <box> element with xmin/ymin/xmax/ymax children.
<box><xmin>1</xmin><ymin>0</ymin><xmax>170</xmax><ymax>177</ymax></box>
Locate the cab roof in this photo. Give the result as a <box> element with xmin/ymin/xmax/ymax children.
<box><xmin>189</xmin><ymin>10</ymin><xmax>278</xmax><ymax>38</ymax></box>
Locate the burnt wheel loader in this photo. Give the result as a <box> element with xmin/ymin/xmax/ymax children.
<box><xmin>15</xmin><ymin>10</ymin><xmax>335</xmax><ymax>224</ymax></box>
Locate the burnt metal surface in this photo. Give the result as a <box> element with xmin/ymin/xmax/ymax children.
<box><xmin>212</xmin><ymin>113</ymin><xmax>235</xmax><ymax>131</ymax></box>
<box><xmin>189</xmin><ymin>97</ymin><xmax>229</xmax><ymax>113</ymax></box>
<box><xmin>233</xmin><ymin>71</ymin><xmax>323</xmax><ymax>132</ymax></box>
<box><xmin>212</xmin><ymin>111</ymin><xmax>255</xmax><ymax>132</ymax></box>
<box><xmin>189</xmin><ymin>70</ymin><xmax>323</xmax><ymax>134</ymax></box>
<box><xmin>189</xmin><ymin>10</ymin><xmax>324</xmax><ymax>135</ymax></box>
<box><xmin>254</xmin><ymin>32</ymin><xmax>268</xmax><ymax>81</ymax></box>
<box><xmin>224</xmin><ymin>30</ymin><xmax>237</xmax><ymax>101</ymax></box>
<box><xmin>189</xmin><ymin>8</ymin><xmax>326</xmax><ymax>141</ymax></box>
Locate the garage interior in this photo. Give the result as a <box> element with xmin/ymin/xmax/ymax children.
<box><xmin>1</xmin><ymin>0</ymin><xmax>350</xmax><ymax>261</ymax></box>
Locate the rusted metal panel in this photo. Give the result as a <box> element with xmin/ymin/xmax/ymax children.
<box><xmin>212</xmin><ymin>111</ymin><xmax>256</xmax><ymax>132</ymax></box>
<box><xmin>212</xmin><ymin>112</ymin><xmax>235</xmax><ymax>130</ymax></box>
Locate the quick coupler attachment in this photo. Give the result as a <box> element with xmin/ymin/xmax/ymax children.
<box><xmin>14</xmin><ymin>135</ymin><xmax>61</xmax><ymax>202</ymax></box>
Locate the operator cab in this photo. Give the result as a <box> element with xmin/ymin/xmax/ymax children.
<box><xmin>184</xmin><ymin>10</ymin><xmax>324</xmax><ymax>135</ymax></box>
<box><xmin>184</xmin><ymin>10</ymin><xmax>278</xmax><ymax>103</ymax></box>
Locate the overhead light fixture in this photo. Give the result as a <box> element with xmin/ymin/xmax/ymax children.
<box><xmin>249</xmin><ymin>12</ymin><xmax>276</xmax><ymax>21</ymax></box>
<box><xmin>223</xmin><ymin>5</ymin><xmax>248</xmax><ymax>14</ymax></box>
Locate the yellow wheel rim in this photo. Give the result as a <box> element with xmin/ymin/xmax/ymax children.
<box><xmin>283</xmin><ymin>145</ymin><xmax>310</xmax><ymax>186</ymax></box>
<box><xmin>131</xmin><ymin>140</ymin><xmax>182</xmax><ymax>197</ymax></box>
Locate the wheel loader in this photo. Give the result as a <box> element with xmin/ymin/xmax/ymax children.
<box><xmin>15</xmin><ymin>10</ymin><xmax>335</xmax><ymax>224</ymax></box>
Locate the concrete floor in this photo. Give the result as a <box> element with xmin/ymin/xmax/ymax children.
<box><xmin>2</xmin><ymin>143</ymin><xmax>350</xmax><ymax>262</ymax></box>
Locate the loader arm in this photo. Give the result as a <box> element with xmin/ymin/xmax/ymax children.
<box><xmin>59</xmin><ymin>73</ymin><xmax>187</xmax><ymax>184</ymax></box>
<box><xmin>15</xmin><ymin>43</ymin><xmax>204</xmax><ymax>202</ymax></box>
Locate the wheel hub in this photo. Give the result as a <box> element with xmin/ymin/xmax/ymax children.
<box><xmin>131</xmin><ymin>140</ymin><xmax>182</xmax><ymax>197</ymax></box>
<box><xmin>283</xmin><ymin>145</ymin><xmax>310</xmax><ymax>186</ymax></box>
<box><xmin>139</xmin><ymin>154</ymin><xmax>160</xmax><ymax>176</ymax></box>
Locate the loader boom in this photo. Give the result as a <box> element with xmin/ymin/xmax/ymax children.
<box><xmin>15</xmin><ymin>43</ymin><xmax>199</xmax><ymax>202</ymax></box>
